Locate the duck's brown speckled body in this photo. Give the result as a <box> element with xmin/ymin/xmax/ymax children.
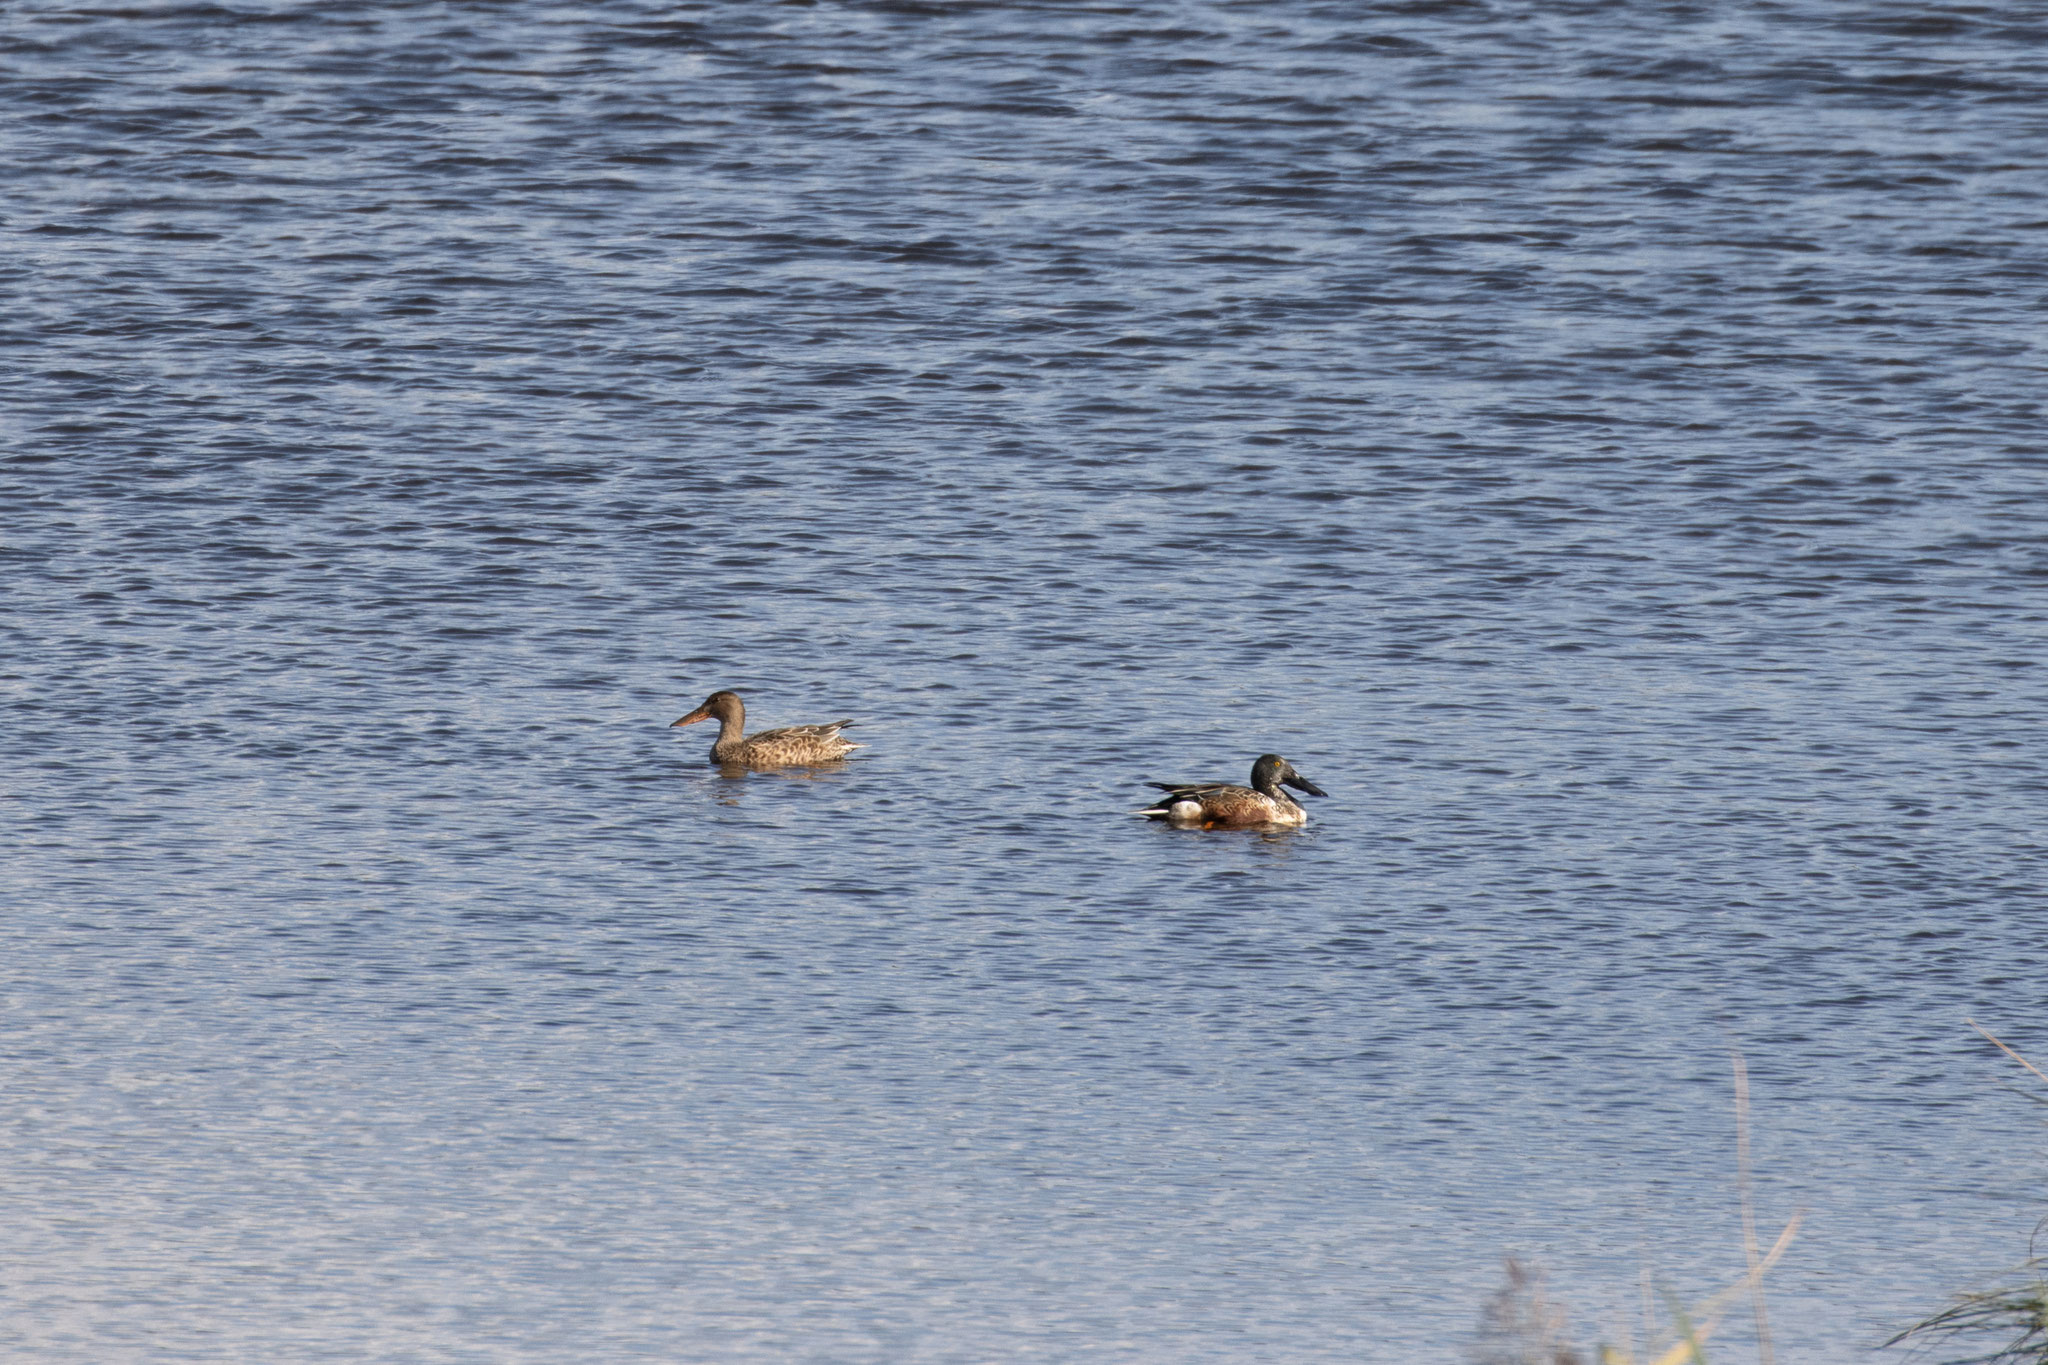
<box><xmin>1137</xmin><ymin>753</ymin><xmax>1326</xmax><ymax>828</ymax></box>
<box><xmin>670</xmin><ymin>690</ymin><xmax>860</xmax><ymax>767</ymax></box>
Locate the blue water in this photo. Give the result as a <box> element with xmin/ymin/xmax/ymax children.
<box><xmin>6</xmin><ymin>2</ymin><xmax>2048</xmax><ymax>1360</ymax></box>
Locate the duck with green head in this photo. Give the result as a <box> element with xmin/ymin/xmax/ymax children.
<box><xmin>1136</xmin><ymin>753</ymin><xmax>1327</xmax><ymax>828</ymax></box>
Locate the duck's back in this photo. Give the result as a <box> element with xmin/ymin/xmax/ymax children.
<box><xmin>723</xmin><ymin>720</ymin><xmax>859</xmax><ymax>766</ymax></box>
<box><xmin>1141</xmin><ymin>781</ymin><xmax>1303</xmax><ymax>827</ymax></box>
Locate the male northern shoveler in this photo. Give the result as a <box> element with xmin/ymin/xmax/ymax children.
<box><xmin>1136</xmin><ymin>753</ymin><xmax>1327</xmax><ymax>828</ymax></box>
<box><xmin>670</xmin><ymin>690</ymin><xmax>861</xmax><ymax>767</ymax></box>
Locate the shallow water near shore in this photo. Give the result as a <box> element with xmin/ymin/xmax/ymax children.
<box><xmin>5</xmin><ymin>2</ymin><xmax>2048</xmax><ymax>1361</ymax></box>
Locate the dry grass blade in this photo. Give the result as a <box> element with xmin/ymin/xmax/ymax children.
<box><xmin>1885</xmin><ymin>1023</ymin><xmax>2048</xmax><ymax>1364</ymax></box>
<box><xmin>1733</xmin><ymin>1049</ymin><xmax>1775</xmax><ymax>1365</ymax></box>
<box><xmin>1654</xmin><ymin>1291</ymin><xmax>1708</xmax><ymax>1365</ymax></box>
<box><xmin>1970</xmin><ymin>1020</ymin><xmax>2048</xmax><ymax>1089</ymax></box>
<box><xmin>1486</xmin><ymin>1061</ymin><xmax>1801</xmax><ymax>1365</ymax></box>
<box><xmin>1639</xmin><ymin>1212</ymin><xmax>1804</xmax><ymax>1365</ymax></box>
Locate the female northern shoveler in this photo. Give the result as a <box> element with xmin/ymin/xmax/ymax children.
<box><xmin>1137</xmin><ymin>753</ymin><xmax>1327</xmax><ymax>828</ymax></box>
<box><xmin>670</xmin><ymin>690</ymin><xmax>861</xmax><ymax>767</ymax></box>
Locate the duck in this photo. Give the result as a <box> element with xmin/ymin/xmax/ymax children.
<box><xmin>1136</xmin><ymin>753</ymin><xmax>1327</xmax><ymax>828</ymax></box>
<box><xmin>670</xmin><ymin>690</ymin><xmax>861</xmax><ymax>767</ymax></box>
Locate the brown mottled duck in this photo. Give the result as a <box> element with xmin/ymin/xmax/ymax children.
<box><xmin>670</xmin><ymin>690</ymin><xmax>860</xmax><ymax>767</ymax></box>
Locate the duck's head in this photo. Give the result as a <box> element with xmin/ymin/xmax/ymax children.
<box><xmin>1252</xmin><ymin>753</ymin><xmax>1327</xmax><ymax>798</ymax></box>
<box><xmin>671</xmin><ymin>690</ymin><xmax>743</xmax><ymax>728</ymax></box>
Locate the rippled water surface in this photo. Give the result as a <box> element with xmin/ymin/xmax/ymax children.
<box><xmin>6</xmin><ymin>2</ymin><xmax>2048</xmax><ymax>1360</ymax></box>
